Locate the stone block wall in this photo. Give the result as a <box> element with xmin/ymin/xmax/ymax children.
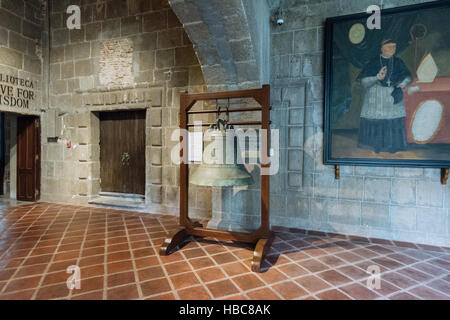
<box><xmin>268</xmin><ymin>0</ymin><xmax>450</xmax><ymax>246</ymax></box>
<box><xmin>0</xmin><ymin>0</ymin><xmax>43</xmax><ymax>114</ymax></box>
<box><xmin>169</xmin><ymin>0</ymin><xmax>266</xmax><ymax>91</ymax></box>
<box><xmin>0</xmin><ymin>0</ymin><xmax>44</xmax><ymax>198</ymax></box>
<box><xmin>42</xmin><ymin>0</ymin><xmax>208</xmax><ymax>213</ymax></box>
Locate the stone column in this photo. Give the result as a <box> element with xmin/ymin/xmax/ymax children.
<box><xmin>9</xmin><ymin>115</ymin><xmax>17</xmax><ymax>200</ymax></box>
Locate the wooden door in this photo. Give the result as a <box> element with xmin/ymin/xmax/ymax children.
<box><xmin>100</xmin><ymin>110</ymin><xmax>146</xmax><ymax>195</ymax></box>
<box><xmin>17</xmin><ymin>116</ymin><xmax>40</xmax><ymax>202</ymax></box>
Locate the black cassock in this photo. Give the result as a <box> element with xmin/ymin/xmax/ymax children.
<box><xmin>357</xmin><ymin>55</ymin><xmax>412</xmax><ymax>154</ymax></box>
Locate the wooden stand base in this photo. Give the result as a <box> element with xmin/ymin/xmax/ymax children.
<box><xmin>159</xmin><ymin>228</ymin><xmax>187</xmax><ymax>256</ymax></box>
<box><xmin>251</xmin><ymin>236</ymin><xmax>274</xmax><ymax>272</ymax></box>
<box><xmin>159</xmin><ymin>230</ymin><xmax>273</xmax><ymax>273</ymax></box>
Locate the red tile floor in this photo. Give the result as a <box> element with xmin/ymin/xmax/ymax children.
<box><xmin>0</xmin><ymin>202</ymin><xmax>448</xmax><ymax>300</ymax></box>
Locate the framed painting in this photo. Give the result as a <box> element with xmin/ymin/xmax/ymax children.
<box><xmin>324</xmin><ymin>1</ymin><xmax>450</xmax><ymax>168</ymax></box>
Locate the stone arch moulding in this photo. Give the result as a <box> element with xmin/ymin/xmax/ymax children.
<box><xmin>168</xmin><ymin>0</ymin><xmax>270</xmax><ymax>91</ymax></box>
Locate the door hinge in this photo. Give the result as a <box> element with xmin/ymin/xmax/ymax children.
<box><xmin>35</xmin><ymin>120</ymin><xmax>40</xmax><ymax>128</ymax></box>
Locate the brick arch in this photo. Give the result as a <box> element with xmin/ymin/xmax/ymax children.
<box><xmin>169</xmin><ymin>0</ymin><xmax>270</xmax><ymax>91</ymax></box>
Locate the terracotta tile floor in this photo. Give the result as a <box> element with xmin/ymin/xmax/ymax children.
<box><xmin>0</xmin><ymin>202</ymin><xmax>449</xmax><ymax>300</ymax></box>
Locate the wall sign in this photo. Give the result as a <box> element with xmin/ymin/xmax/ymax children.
<box><xmin>0</xmin><ymin>74</ymin><xmax>35</xmax><ymax>109</ymax></box>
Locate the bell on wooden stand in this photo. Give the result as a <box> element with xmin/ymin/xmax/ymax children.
<box><xmin>190</xmin><ymin>114</ymin><xmax>254</xmax><ymax>187</ymax></box>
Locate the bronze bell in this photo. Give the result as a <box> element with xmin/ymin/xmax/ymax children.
<box><xmin>190</xmin><ymin>119</ymin><xmax>254</xmax><ymax>187</ymax></box>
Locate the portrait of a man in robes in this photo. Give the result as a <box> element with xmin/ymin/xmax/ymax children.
<box><xmin>357</xmin><ymin>39</ymin><xmax>412</xmax><ymax>154</ymax></box>
<box><xmin>325</xmin><ymin>2</ymin><xmax>450</xmax><ymax>166</ymax></box>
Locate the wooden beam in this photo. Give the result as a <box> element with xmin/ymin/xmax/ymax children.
<box><xmin>187</xmin><ymin>121</ymin><xmax>270</xmax><ymax>127</ymax></box>
<box><xmin>187</xmin><ymin>107</ymin><xmax>268</xmax><ymax>115</ymax></box>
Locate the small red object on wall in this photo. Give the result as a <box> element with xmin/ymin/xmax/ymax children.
<box><xmin>67</xmin><ymin>140</ymin><xmax>71</xmax><ymax>148</ymax></box>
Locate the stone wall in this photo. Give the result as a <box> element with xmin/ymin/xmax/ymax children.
<box><xmin>0</xmin><ymin>0</ymin><xmax>44</xmax><ymax>199</ymax></box>
<box><xmin>0</xmin><ymin>0</ymin><xmax>43</xmax><ymax>115</ymax></box>
<box><xmin>42</xmin><ymin>0</ymin><xmax>207</xmax><ymax>215</ymax></box>
<box><xmin>268</xmin><ymin>0</ymin><xmax>449</xmax><ymax>246</ymax></box>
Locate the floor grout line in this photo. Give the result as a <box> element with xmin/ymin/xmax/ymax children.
<box><xmin>68</xmin><ymin>209</ymin><xmax>93</xmax><ymax>299</ymax></box>
<box><xmin>0</xmin><ymin>204</ymin><xmax>45</xmax><ymax>262</ymax></box>
<box><xmin>103</xmin><ymin>211</ymin><xmax>109</xmax><ymax>300</ymax></box>
<box><xmin>122</xmin><ymin>215</ymin><xmax>144</xmax><ymax>299</ymax></box>
<box><xmin>0</xmin><ymin>205</ymin><xmax>58</xmax><ymax>296</ymax></box>
<box><xmin>180</xmin><ymin>240</ymin><xmax>215</xmax><ymax>299</ymax></box>
<box><xmin>30</xmin><ymin>206</ymin><xmax>77</xmax><ymax>300</ymax></box>
<box><xmin>140</xmin><ymin>215</ymin><xmax>179</xmax><ymax>300</ymax></box>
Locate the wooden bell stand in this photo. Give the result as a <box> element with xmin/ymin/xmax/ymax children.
<box><xmin>159</xmin><ymin>85</ymin><xmax>273</xmax><ymax>272</ymax></box>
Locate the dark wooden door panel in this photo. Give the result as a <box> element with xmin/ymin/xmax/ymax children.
<box><xmin>100</xmin><ymin>110</ymin><xmax>145</xmax><ymax>195</ymax></box>
<box><xmin>17</xmin><ymin>116</ymin><xmax>40</xmax><ymax>202</ymax></box>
